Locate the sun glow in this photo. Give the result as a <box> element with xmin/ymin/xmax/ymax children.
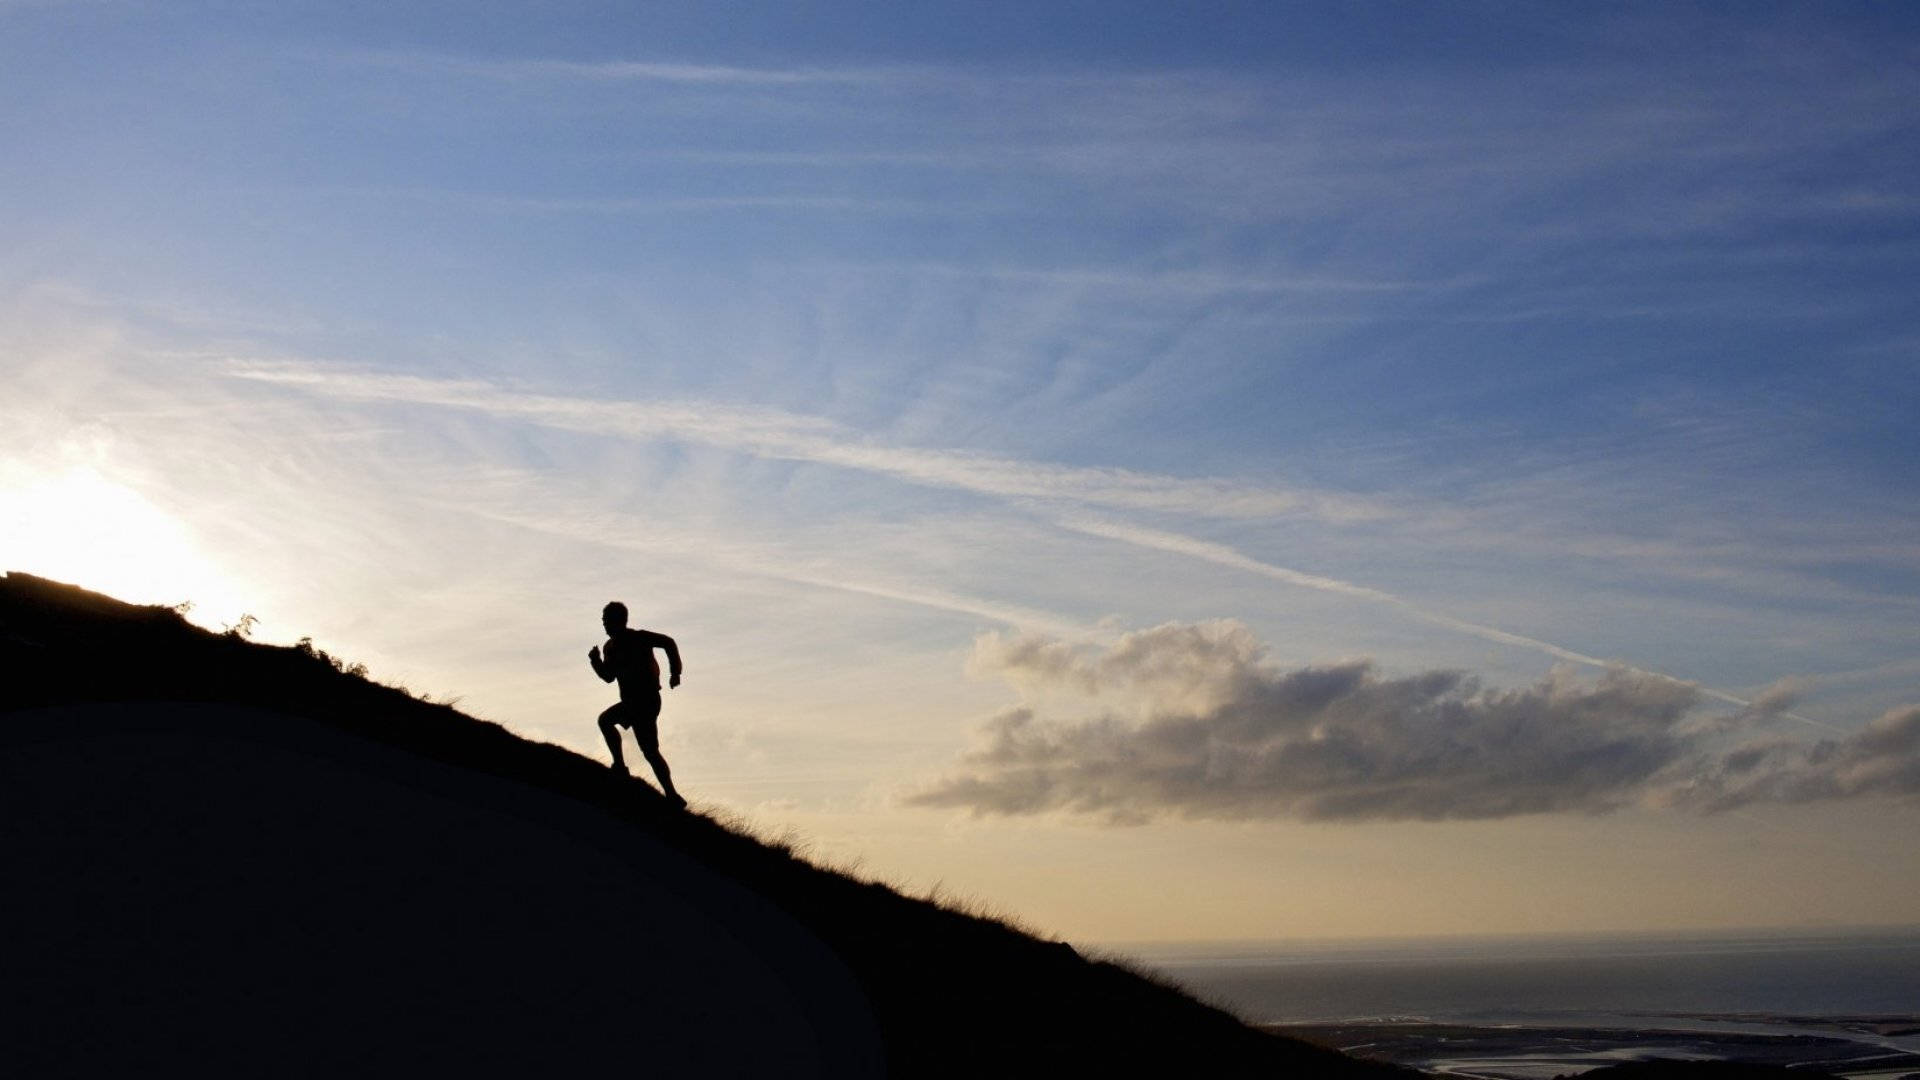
<box><xmin>0</xmin><ymin>465</ymin><xmax>250</xmax><ymax>628</ymax></box>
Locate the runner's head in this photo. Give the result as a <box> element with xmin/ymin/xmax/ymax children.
<box><xmin>601</xmin><ymin>601</ymin><xmax>628</xmax><ymax>633</ymax></box>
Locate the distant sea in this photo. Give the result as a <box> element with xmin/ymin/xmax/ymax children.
<box><xmin>1112</xmin><ymin>926</ymin><xmax>1920</xmax><ymax>1025</ymax></box>
<box><xmin>1110</xmin><ymin>928</ymin><xmax>1920</xmax><ymax>1077</ymax></box>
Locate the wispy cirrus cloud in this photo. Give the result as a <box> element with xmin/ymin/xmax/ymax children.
<box><xmin>297</xmin><ymin>187</ymin><xmax>993</xmax><ymax>217</ymax></box>
<box><xmin>229</xmin><ymin>363</ymin><xmax>1386</xmax><ymax>522</ymax></box>
<box><xmin>229</xmin><ymin>362</ymin><xmax>1851</xmax><ymax>725</ymax></box>
<box><xmin>907</xmin><ymin>622</ymin><xmax>1907</xmax><ymax>824</ymax></box>
<box><xmin>825</xmin><ymin>260</ymin><xmax>1460</xmax><ymax>297</ymax></box>
<box><xmin>433</xmin><ymin>485</ymin><xmax>1099</xmax><ymax>640</ymax></box>
<box><xmin>346</xmin><ymin>50</ymin><xmax>907</xmax><ymax>86</ymax></box>
<box><xmin>335</xmin><ymin>40</ymin><xmax>1919</xmax><ymax>233</ymax></box>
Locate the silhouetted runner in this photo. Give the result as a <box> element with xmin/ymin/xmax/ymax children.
<box><xmin>589</xmin><ymin>601</ymin><xmax>686</xmax><ymax>808</ymax></box>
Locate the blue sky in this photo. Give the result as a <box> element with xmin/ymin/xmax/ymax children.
<box><xmin>4</xmin><ymin>2</ymin><xmax>1919</xmax><ymax>942</ymax></box>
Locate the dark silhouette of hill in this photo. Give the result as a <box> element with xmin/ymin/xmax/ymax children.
<box><xmin>1</xmin><ymin>573</ymin><xmax>1414</xmax><ymax>1078</ymax></box>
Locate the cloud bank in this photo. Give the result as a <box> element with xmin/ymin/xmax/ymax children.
<box><xmin>907</xmin><ymin>622</ymin><xmax>1919</xmax><ymax>824</ymax></box>
<box><xmin>1665</xmin><ymin>704</ymin><xmax>1920</xmax><ymax>813</ymax></box>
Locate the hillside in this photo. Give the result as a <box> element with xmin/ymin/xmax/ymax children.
<box><xmin>0</xmin><ymin>572</ymin><xmax>1411</xmax><ymax>1078</ymax></box>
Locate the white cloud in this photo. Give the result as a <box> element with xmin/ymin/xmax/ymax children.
<box><xmin>909</xmin><ymin>622</ymin><xmax>1917</xmax><ymax>824</ymax></box>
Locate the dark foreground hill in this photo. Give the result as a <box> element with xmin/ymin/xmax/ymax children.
<box><xmin>0</xmin><ymin>573</ymin><xmax>1412</xmax><ymax>1078</ymax></box>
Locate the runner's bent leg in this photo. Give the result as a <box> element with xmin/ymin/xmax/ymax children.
<box><xmin>597</xmin><ymin>704</ymin><xmax>627</xmax><ymax>772</ymax></box>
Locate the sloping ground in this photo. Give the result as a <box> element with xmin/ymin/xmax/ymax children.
<box><xmin>0</xmin><ymin>573</ymin><xmax>1409</xmax><ymax>1078</ymax></box>
<box><xmin>4</xmin><ymin>699</ymin><xmax>880</xmax><ymax>1077</ymax></box>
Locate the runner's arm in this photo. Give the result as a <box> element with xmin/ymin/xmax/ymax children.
<box><xmin>650</xmin><ymin>631</ymin><xmax>683</xmax><ymax>687</ymax></box>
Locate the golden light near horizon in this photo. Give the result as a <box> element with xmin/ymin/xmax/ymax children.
<box><xmin>0</xmin><ymin>464</ymin><xmax>249</xmax><ymax>628</ymax></box>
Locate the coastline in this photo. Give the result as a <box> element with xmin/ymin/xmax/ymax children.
<box><xmin>1107</xmin><ymin>929</ymin><xmax>1920</xmax><ymax>1079</ymax></box>
<box><xmin>1264</xmin><ymin>1015</ymin><xmax>1920</xmax><ymax>1080</ymax></box>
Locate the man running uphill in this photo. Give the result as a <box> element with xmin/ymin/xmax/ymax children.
<box><xmin>589</xmin><ymin>601</ymin><xmax>686</xmax><ymax>808</ymax></box>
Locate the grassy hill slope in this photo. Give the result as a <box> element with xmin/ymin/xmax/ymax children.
<box><xmin>1</xmin><ymin>572</ymin><xmax>1409</xmax><ymax>1078</ymax></box>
